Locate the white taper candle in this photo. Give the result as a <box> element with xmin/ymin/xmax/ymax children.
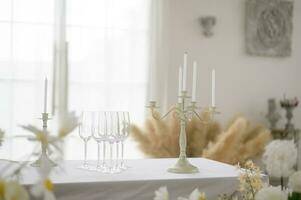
<box><xmin>211</xmin><ymin>69</ymin><xmax>215</xmax><ymax>107</ymax></box>
<box><xmin>192</xmin><ymin>61</ymin><xmax>197</xmax><ymax>102</ymax></box>
<box><xmin>44</xmin><ymin>77</ymin><xmax>48</xmax><ymax>113</ymax></box>
<box><xmin>183</xmin><ymin>52</ymin><xmax>187</xmax><ymax>91</ymax></box>
<box><xmin>178</xmin><ymin>67</ymin><xmax>183</xmax><ymax>103</ymax></box>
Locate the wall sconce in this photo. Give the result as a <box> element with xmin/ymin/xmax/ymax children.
<box><xmin>199</xmin><ymin>16</ymin><xmax>216</xmax><ymax>37</ymax></box>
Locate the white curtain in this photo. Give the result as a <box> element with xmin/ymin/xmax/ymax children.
<box><xmin>148</xmin><ymin>0</ymin><xmax>170</xmax><ymax>112</ymax></box>
<box><xmin>0</xmin><ymin>0</ymin><xmax>54</xmax><ymax>160</ymax></box>
<box><xmin>0</xmin><ymin>0</ymin><xmax>152</xmax><ymax>160</ymax></box>
<box><xmin>64</xmin><ymin>0</ymin><xmax>151</xmax><ymax>159</ymax></box>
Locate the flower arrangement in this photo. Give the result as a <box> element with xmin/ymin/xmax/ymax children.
<box><xmin>280</xmin><ymin>97</ymin><xmax>299</xmax><ymax>108</ymax></box>
<box><xmin>0</xmin><ymin>112</ymin><xmax>79</xmax><ymax>200</ymax></box>
<box><xmin>238</xmin><ymin>160</ymin><xmax>263</xmax><ymax>200</ymax></box>
<box><xmin>153</xmin><ymin>159</ymin><xmax>301</xmax><ymax>200</ymax></box>
<box><xmin>262</xmin><ymin>139</ymin><xmax>297</xmax><ymax>190</ymax></box>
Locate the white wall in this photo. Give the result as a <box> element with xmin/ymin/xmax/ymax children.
<box><xmin>165</xmin><ymin>0</ymin><xmax>301</xmax><ymax>128</ymax></box>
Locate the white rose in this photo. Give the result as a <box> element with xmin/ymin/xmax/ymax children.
<box><xmin>288</xmin><ymin>171</ymin><xmax>301</xmax><ymax>193</ymax></box>
<box><xmin>256</xmin><ymin>186</ymin><xmax>287</xmax><ymax>200</ymax></box>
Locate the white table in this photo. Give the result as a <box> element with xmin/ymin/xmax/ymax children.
<box><xmin>1</xmin><ymin>158</ymin><xmax>239</xmax><ymax>200</ymax></box>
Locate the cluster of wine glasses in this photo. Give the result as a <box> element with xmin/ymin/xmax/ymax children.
<box><xmin>78</xmin><ymin>111</ymin><xmax>130</xmax><ymax>173</ymax></box>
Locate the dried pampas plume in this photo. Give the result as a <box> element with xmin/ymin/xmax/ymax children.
<box><xmin>131</xmin><ymin>109</ymin><xmax>220</xmax><ymax>158</ymax></box>
<box><xmin>203</xmin><ymin>117</ymin><xmax>271</xmax><ymax>164</ymax></box>
<box><xmin>131</xmin><ymin>110</ymin><xmax>271</xmax><ymax>165</ymax></box>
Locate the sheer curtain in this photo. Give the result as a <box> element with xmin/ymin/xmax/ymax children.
<box><xmin>0</xmin><ymin>0</ymin><xmax>54</xmax><ymax>160</ymax></box>
<box><xmin>64</xmin><ymin>0</ymin><xmax>151</xmax><ymax>159</ymax></box>
<box><xmin>0</xmin><ymin>0</ymin><xmax>159</xmax><ymax>160</ymax></box>
<box><xmin>148</xmin><ymin>0</ymin><xmax>170</xmax><ymax>112</ymax></box>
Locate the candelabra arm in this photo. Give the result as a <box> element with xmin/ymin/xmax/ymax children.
<box><xmin>191</xmin><ymin>110</ymin><xmax>209</xmax><ymax>124</ymax></box>
<box><xmin>151</xmin><ymin>106</ymin><xmax>178</xmax><ymax>120</ymax></box>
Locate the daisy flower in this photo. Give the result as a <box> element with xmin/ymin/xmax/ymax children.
<box><xmin>154</xmin><ymin>186</ymin><xmax>169</xmax><ymax>200</ymax></box>
<box><xmin>31</xmin><ymin>156</ymin><xmax>56</xmax><ymax>200</ymax></box>
<box><xmin>58</xmin><ymin>111</ymin><xmax>79</xmax><ymax>138</ymax></box>
<box><xmin>177</xmin><ymin>189</ymin><xmax>206</xmax><ymax>200</ymax></box>
<box><xmin>0</xmin><ymin>179</ymin><xmax>29</xmax><ymax>200</ymax></box>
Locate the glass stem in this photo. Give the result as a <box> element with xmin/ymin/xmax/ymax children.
<box><xmin>84</xmin><ymin>140</ymin><xmax>88</xmax><ymax>167</ymax></box>
<box><xmin>121</xmin><ymin>141</ymin><xmax>124</xmax><ymax>166</ymax></box>
<box><xmin>102</xmin><ymin>141</ymin><xmax>106</xmax><ymax>167</ymax></box>
<box><xmin>110</xmin><ymin>143</ymin><xmax>113</xmax><ymax>171</ymax></box>
<box><xmin>116</xmin><ymin>142</ymin><xmax>119</xmax><ymax>169</ymax></box>
<box><xmin>97</xmin><ymin>142</ymin><xmax>101</xmax><ymax>168</ymax></box>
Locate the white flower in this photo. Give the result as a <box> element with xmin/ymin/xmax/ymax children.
<box><xmin>0</xmin><ymin>179</ymin><xmax>29</xmax><ymax>200</ymax></box>
<box><xmin>21</xmin><ymin>125</ymin><xmax>52</xmax><ymax>145</ymax></box>
<box><xmin>255</xmin><ymin>186</ymin><xmax>287</xmax><ymax>200</ymax></box>
<box><xmin>58</xmin><ymin>112</ymin><xmax>79</xmax><ymax>138</ymax></box>
<box><xmin>263</xmin><ymin>140</ymin><xmax>297</xmax><ymax>178</ymax></box>
<box><xmin>31</xmin><ymin>155</ymin><xmax>56</xmax><ymax>200</ymax></box>
<box><xmin>188</xmin><ymin>189</ymin><xmax>206</xmax><ymax>200</ymax></box>
<box><xmin>177</xmin><ymin>189</ymin><xmax>206</xmax><ymax>200</ymax></box>
<box><xmin>288</xmin><ymin>171</ymin><xmax>301</xmax><ymax>193</ymax></box>
<box><xmin>154</xmin><ymin>186</ymin><xmax>169</xmax><ymax>200</ymax></box>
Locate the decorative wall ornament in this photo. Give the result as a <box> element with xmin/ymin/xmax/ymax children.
<box><xmin>199</xmin><ymin>16</ymin><xmax>216</xmax><ymax>37</ymax></box>
<box><xmin>246</xmin><ymin>0</ymin><xmax>293</xmax><ymax>57</ymax></box>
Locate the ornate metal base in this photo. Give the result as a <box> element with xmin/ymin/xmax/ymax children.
<box><xmin>168</xmin><ymin>157</ymin><xmax>199</xmax><ymax>174</ymax></box>
<box><xmin>31</xmin><ymin>153</ymin><xmax>57</xmax><ymax>168</ymax></box>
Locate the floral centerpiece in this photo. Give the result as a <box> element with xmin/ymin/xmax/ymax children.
<box><xmin>0</xmin><ymin>112</ymin><xmax>79</xmax><ymax>200</ymax></box>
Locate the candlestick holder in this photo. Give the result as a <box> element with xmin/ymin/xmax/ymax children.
<box><xmin>31</xmin><ymin>113</ymin><xmax>57</xmax><ymax>167</ymax></box>
<box><xmin>147</xmin><ymin>91</ymin><xmax>219</xmax><ymax>173</ymax></box>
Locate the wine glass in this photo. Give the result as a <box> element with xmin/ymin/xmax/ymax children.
<box><xmin>78</xmin><ymin>111</ymin><xmax>93</xmax><ymax>169</ymax></box>
<box><xmin>106</xmin><ymin>111</ymin><xmax>119</xmax><ymax>173</ymax></box>
<box><xmin>119</xmin><ymin>111</ymin><xmax>130</xmax><ymax>169</ymax></box>
<box><xmin>91</xmin><ymin>111</ymin><xmax>107</xmax><ymax>171</ymax></box>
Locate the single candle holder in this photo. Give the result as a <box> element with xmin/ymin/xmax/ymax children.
<box><xmin>147</xmin><ymin>91</ymin><xmax>219</xmax><ymax>174</ymax></box>
<box><xmin>31</xmin><ymin>113</ymin><xmax>57</xmax><ymax>167</ymax></box>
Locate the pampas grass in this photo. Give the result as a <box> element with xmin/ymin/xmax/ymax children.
<box><xmin>203</xmin><ymin>117</ymin><xmax>272</xmax><ymax>164</ymax></box>
<box><xmin>131</xmin><ymin>111</ymin><xmax>271</xmax><ymax>164</ymax></box>
<box><xmin>131</xmin><ymin>110</ymin><xmax>220</xmax><ymax>158</ymax></box>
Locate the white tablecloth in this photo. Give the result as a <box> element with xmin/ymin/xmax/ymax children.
<box><xmin>1</xmin><ymin>158</ymin><xmax>239</xmax><ymax>200</ymax></box>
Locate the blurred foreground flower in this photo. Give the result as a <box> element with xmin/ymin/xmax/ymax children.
<box><xmin>0</xmin><ymin>179</ymin><xmax>29</xmax><ymax>200</ymax></box>
<box><xmin>288</xmin><ymin>171</ymin><xmax>301</xmax><ymax>200</ymax></box>
<box><xmin>154</xmin><ymin>186</ymin><xmax>169</xmax><ymax>200</ymax></box>
<box><xmin>58</xmin><ymin>111</ymin><xmax>79</xmax><ymax>138</ymax></box>
<box><xmin>288</xmin><ymin>171</ymin><xmax>301</xmax><ymax>193</ymax></box>
<box><xmin>21</xmin><ymin>112</ymin><xmax>79</xmax><ymax>152</ymax></box>
<box><xmin>177</xmin><ymin>189</ymin><xmax>206</xmax><ymax>200</ymax></box>
<box><xmin>31</xmin><ymin>156</ymin><xmax>56</xmax><ymax>200</ymax></box>
<box><xmin>255</xmin><ymin>186</ymin><xmax>287</xmax><ymax>200</ymax></box>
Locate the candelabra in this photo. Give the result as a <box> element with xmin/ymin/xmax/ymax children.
<box><xmin>31</xmin><ymin>113</ymin><xmax>57</xmax><ymax>167</ymax></box>
<box><xmin>147</xmin><ymin>91</ymin><xmax>219</xmax><ymax>174</ymax></box>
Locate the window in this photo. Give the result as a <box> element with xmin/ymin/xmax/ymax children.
<box><xmin>0</xmin><ymin>0</ymin><xmax>150</xmax><ymax>160</ymax></box>
<box><xmin>0</xmin><ymin>0</ymin><xmax>54</xmax><ymax>160</ymax></box>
